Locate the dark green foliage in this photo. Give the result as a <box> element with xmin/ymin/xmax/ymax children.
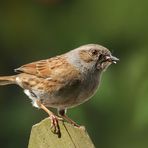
<box><xmin>0</xmin><ymin>0</ymin><xmax>148</xmax><ymax>148</ymax></box>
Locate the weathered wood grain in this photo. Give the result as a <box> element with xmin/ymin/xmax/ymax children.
<box><xmin>28</xmin><ymin>118</ymin><xmax>95</xmax><ymax>148</ymax></box>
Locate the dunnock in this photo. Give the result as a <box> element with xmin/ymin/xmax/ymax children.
<box><xmin>0</xmin><ymin>44</ymin><xmax>119</xmax><ymax>133</ymax></box>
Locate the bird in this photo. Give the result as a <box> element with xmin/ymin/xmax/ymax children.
<box><xmin>0</xmin><ymin>44</ymin><xmax>119</xmax><ymax>133</ymax></box>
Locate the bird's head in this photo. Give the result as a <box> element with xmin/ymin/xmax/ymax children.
<box><xmin>75</xmin><ymin>44</ymin><xmax>119</xmax><ymax>72</ymax></box>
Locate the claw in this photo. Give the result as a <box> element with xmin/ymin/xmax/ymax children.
<box><xmin>49</xmin><ymin>114</ymin><xmax>60</xmax><ymax>134</ymax></box>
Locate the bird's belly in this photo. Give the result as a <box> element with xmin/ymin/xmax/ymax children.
<box><xmin>21</xmin><ymin>73</ymin><xmax>100</xmax><ymax>109</ymax></box>
<box><xmin>41</xmin><ymin>77</ymin><xmax>100</xmax><ymax>109</ymax></box>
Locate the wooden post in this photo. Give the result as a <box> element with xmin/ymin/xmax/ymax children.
<box><xmin>28</xmin><ymin>118</ymin><xmax>95</xmax><ymax>148</ymax></box>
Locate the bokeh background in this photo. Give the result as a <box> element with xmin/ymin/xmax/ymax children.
<box><xmin>0</xmin><ymin>0</ymin><xmax>148</xmax><ymax>148</ymax></box>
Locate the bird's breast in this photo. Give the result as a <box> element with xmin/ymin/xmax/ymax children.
<box><xmin>44</xmin><ymin>71</ymin><xmax>101</xmax><ymax>109</ymax></box>
<box><xmin>75</xmin><ymin>72</ymin><xmax>100</xmax><ymax>104</ymax></box>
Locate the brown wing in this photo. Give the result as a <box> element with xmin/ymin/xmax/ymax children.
<box><xmin>15</xmin><ymin>56</ymin><xmax>81</xmax><ymax>80</ymax></box>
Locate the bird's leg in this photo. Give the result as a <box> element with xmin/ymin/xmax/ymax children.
<box><xmin>36</xmin><ymin>100</ymin><xmax>62</xmax><ymax>134</ymax></box>
<box><xmin>58</xmin><ymin>109</ymin><xmax>80</xmax><ymax>127</ymax></box>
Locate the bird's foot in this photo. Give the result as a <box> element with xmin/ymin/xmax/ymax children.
<box><xmin>49</xmin><ymin>114</ymin><xmax>61</xmax><ymax>134</ymax></box>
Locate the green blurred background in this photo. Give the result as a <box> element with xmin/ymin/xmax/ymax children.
<box><xmin>0</xmin><ymin>0</ymin><xmax>148</xmax><ymax>148</ymax></box>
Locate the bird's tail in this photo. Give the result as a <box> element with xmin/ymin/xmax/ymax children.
<box><xmin>0</xmin><ymin>75</ymin><xmax>17</xmax><ymax>85</ymax></box>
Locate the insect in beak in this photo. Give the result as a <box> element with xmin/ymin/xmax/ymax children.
<box><xmin>105</xmin><ymin>55</ymin><xmax>119</xmax><ymax>64</ymax></box>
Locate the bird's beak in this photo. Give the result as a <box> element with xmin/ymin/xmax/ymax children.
<box><xmin>105</xmin><ymin>55</ymin><xmax>119</xmax><ymax>64</ymax></box>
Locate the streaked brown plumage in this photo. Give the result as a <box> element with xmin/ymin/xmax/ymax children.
<box><xmin>0</xmin><ymin>44</ymin><xmax>119</xmax><ymax>133</ymax></box>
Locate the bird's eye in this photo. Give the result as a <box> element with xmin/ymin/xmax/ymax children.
<box><xmin>90</xmin><ymin>49</ymin><xmax>98</xmax><ymax>56</ymax></box>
